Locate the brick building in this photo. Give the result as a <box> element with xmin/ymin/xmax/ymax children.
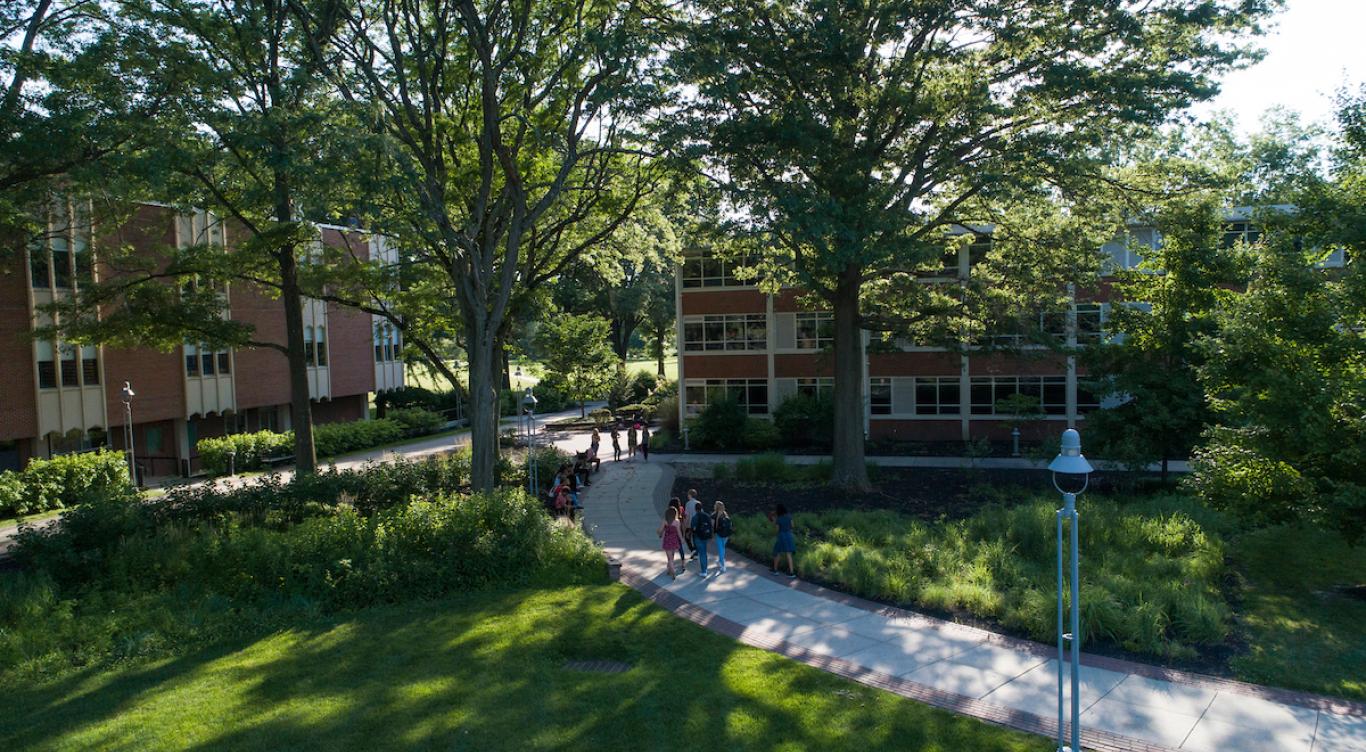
<box><xmin>0</xmin><ymin>202</ymin><xmax>405</xmax><ymax>476</ymax></box>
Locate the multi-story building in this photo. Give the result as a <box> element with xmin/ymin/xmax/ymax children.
<box><xmin>0</xmin><ymin>202</ymin><xmax>404</xmax><ymax>476</ymax></box>
<box><xmin>675</xmin><ymin>223</ymin><xmax>1160</xmax><ymax>446</ymax></box>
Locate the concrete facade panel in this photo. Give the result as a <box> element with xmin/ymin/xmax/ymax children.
<box><xmin>869</xmin><ymin>419</ymin><xmax>963</xmax><ymax>442</ymax></box>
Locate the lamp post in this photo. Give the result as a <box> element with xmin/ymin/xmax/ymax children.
<box><xmin>120</xmin><ymin>381</ymin><xmax>136</xmax><ymax>487</ymax></box>
<box><xmin>523</xmin><ymin>387</ymin><xmax>539</xmax><ymax>496</ymax></box>
<box><xmin>1049</xmin><ymin>428</ymin><xmax>1093</xmax><ymax>752</ymax></box>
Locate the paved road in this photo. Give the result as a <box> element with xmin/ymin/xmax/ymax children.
<box><xmin>579</xmin><ymin>456</ymin><xmax>1364</xmax><ymax>752</ymax></box>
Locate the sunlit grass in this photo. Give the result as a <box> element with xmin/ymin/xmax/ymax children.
<box><xmin>0</xmin><ymin>585</ymin><xmax>1047</xmax><ymax>752</ymax></box>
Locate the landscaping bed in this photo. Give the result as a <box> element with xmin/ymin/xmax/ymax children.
<box><xmin>675</xmin><ymin>457</ymin><xmax>1366</xmax><ymax>701</ymax></box>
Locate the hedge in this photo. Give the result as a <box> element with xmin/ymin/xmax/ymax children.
<box><xmin>197</xmin><ymin>416</ymin><xmax>437</xmax><ymax>475</ymax></box>
<box><xmin>0</xmin><ymin>450</ymin><xmax>132</xmax><ymax>518</ymax></box>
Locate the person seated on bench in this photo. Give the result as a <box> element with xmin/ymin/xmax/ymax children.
<box><xmin>585</xmin><ymin>444</ymin><xmax>601</xmax><ymax>473</ymax></box>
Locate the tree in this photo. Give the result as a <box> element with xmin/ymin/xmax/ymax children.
<box><xmin>534</xmin><ymin>314</ymin><xmax>616</xmax><ymax>417</ymax></box>
<box><xmin>670</xmin><ymin>0</ymin><xmax>1276</xmax><ymax>489</ymax></box>
<box><xmin>306</xmin><ymin>0</ymin><xmax>667</xmax><ymax>491</ymax></box>
<box><xmin>1189</xmin><ymin>87</ymin><xmax>1366</xmax><ymax>542</ymax></box>
<box><xmin>1085</xmin><ymin>196</ymin><xmax>1236</xmax><ymax>482</ymax></box>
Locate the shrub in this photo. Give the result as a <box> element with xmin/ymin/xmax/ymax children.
<box><xmin>0</xmin><ymin>450</ymin><xmax>133</xmax><ymax>517</ymax></box>
<box><xmin>626</xmin><ymin>371</ymin><xmax>658</xmax><ymax>404</ymax></box>
<box><xmin>532</xmin><ymin>375</ymin><xmax>571</xmax><ymax>413</ymax></box>
<box><xmin>691</xmin><ymin>398</ymin><xmax>749</xmax><ymax>450</ymax></box>
<box><xmin>656</xmin><ymin>395</ymin><xmax>680</xmax><ymax>435</ymax></box>
<box><xmin>772</xmin><ymin>393</ymin><xmax>834</xmax><ymax>447</ymax></box>
<box><xmin>387</xmin><ymin>407</ymin><xmax>445</xmax><ymax>433</ymax></box>
<box><xmin>313</xmin><ymin>419</ymin><xmax>405</xmax><ymax>458</ymax></box>
<box><xmin>1185</xmin><ymin>432</ymin><xmax>1314</xmax><ymax>525</ymax></box>
<box><xmin>649</xmin><ymin>429</ymin><xmax>675</xmax><ymax>450</ymax></box>
<box><xmin>198</xmin><ymin>430</ymin><xmax>293</xmax><ymax>474</ymax></box>
<box><xmin>613</xmin><ymin>403</ymin><xmax>656</xmax><ymax>420</ymax></box>
<box><xmin>588</xmin><ymin>407</ymin><xmax>613</xmax><ymax>426</ymax></box>
<box><xmin>741</xmin><ymin>418</ymin><xmax>780</xmax><ymax>450</ymax></box>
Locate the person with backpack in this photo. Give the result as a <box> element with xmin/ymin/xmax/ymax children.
<box><xmin>683</xmin><ymin>489</ymin><xmax>701</xmax><ymax>559</ymax></box>
<box><xmin>691</xmin><ymin>500</ymin><xmax>714</xmax><ymax>576</ymax></box>
<box><xmin>640</xmin><ymin>424</ymin><xmax>651</xmax><ymax>461</ymax></box>
<box><xmin>658</xmin><ymin>503</ymin><xmax>684</xmax><ymax>579</ymax></box>
<box><xmin>712</xmin><ymin>501</ymin><xmax>732</xmax><ymax>574</ymax></box>
<box><xmin>769</xmin><ymin>503</ymin><xmax>797</xmax><ymax>578</ymax></box>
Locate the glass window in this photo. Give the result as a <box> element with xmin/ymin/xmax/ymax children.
<box><xmin>73</xmin><ymin>215</ymin><xmax>92</xmax><ymax>287</ymax></box>
<box><xmin>680</xmin><ymin>249</ymin><xmax>754</xmax><ymax>287</ymax></box>
<box><xmin>1042</xmin><ymin>377</ymin><xmax>1067</xmax><ymax>415</ymax></box>
<box><xmin>202</xmin><ymin>347</ymin><xmax>215</xmax><ymax>375</ymax></box>
<box><xmin>304</xmin><ymin>326</ymin><xmax>315</xmax><ymax>366</ymax></box>
<box><xmin>913</xmin><ymin>376</ymin><xmax>960</xmax><ymax>415</ymax></box>
<box><xmin>684</xmin><ymin>379</ymin><xmax>769</xmax><ymax>415</ymax></box>
<box><xmin>51</xmin><ymin>235</ymin><xmax>71</xmax><ymax>288</ymax></box>
<box><xmin>60</xmin><ymin>344</ymin><xmax>79</xmax><ymax>387</ymax></box>
<box><xmin>145</xmin><ymin>426</ymin><xmax>163</xmax><ymax>454</ymax></box>
<box><xmin>870</xmin><ymin>378</ymin><xmax>892</xmax><ymax>415</ymax></box>
<box><xmin>970</xmin><ymin>377</ymin><xmax>996</xmax><ymax>415</ymax></box>
<box><xmin>81</xmin><ymin>346</ymin><xmax>99</xmax><ymax>385</ymax></box>
<box><xmin>683</xmin><ymin>314</ymin><xmax>767</xmax><ymax>352</ymax></box>
<box><xmin>316</xmin><ymin>327</ymin><xmax>328</xmax><ymax>366</ymax></box>
<box><xmin>185</xmin><ymin>343</ymin><xmax>199</xmax><ymax>376</ymax></box>
<box><xmin>29</xmin><ymin>241</ymin><xmax>50</xmax><ymax>288</ymax></box>
<box><xmin>796</xmin><ymin>378</ymin><xmax>833</xmax><ymax>400</ymax></box>
<box><xmin>1076</xmin><ymin>303</ymin><xmax>1103</xmax><ymax>345</ymax></box>
<box><xmin>36</xmin><ymin>341</ymin><xmax>56</xmax><ymax>389</ymax></box>
<box><xmin>218</xmin><ymin>351</ymin><xmax>231</xmax><ymax>374</ymax></box>
<box><xmin>795</xmin><ymin>312</ymin><xmax>834</xmax><ymax>349</ymax></box>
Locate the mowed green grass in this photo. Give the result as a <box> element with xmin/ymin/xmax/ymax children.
<box><xmin>0</xmin><ymin>585</ymin><xmax>1047</xmax><ymax>752</ymax></box>
<box><xmin>402</xmin><ymin>357</ymin><xmax>678</xmax><ymax>395</ymax></box>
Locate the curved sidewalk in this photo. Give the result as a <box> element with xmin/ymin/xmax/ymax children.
<box><xmin>579</xmin><ymin>456</ymin><xmax>1366</xmax><ymax>752</ymax></box>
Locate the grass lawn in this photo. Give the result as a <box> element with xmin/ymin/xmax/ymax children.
<box><xmin>0</xmin><ymin>508</ymin><xmax>64</xmax><ymax>530</ymax></box>
<box><xmin>0</xmin><ymin>585</ymin><xmax>1046</xmax><ymax>752</ymax></box>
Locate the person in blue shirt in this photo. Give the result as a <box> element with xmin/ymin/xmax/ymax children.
<box><xmin>769</xmin><ymin>504</ymin><xmax>796</xmax><ymax>578</ymax></box>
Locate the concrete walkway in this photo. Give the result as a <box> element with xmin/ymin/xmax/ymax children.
<box><xmin>654</xmin><ymin>451</ymin><xmax>1192</xmax><ymax>473</ymax></box>
<box><xmin>578</xmin><ymin>455</ymin><xmax>1365</xmax><ymax>752</ymax></box>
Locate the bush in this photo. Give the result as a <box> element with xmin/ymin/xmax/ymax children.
<box><xmin>626</xmin><ymin>371</ymin><xmax>658</xmax><ymax>404</ymax></box>
<box><xmin>532</xmin><ymin>375</ymin><xmax>571</xmax><ymax>414</ymax></box>
<box><xmin>772</xmin><ymin>393</ymin><xmax>834</xmax><ymax>447</ymax></box>
<box><xmin>0</xmin><ymin>450</ymin><xmax>133</xmax><ymax>518</ymax></box>
<box><xmin>1185</xmin><ymin>432</ymin><xmax>1314</xmax><ymax>525</ymax></box>
<box><xmin>198</xmin><ymin>430</ymin><xmax>294</xmax><ymax>474</ymax></box>
<box><xmin>313</xmin><ymin>418</ymin><xmax>405</xmax><ymax>458</ymax></box>
<box><xmin>613</xmin><ymin>403</ymin><xmax>656</xmax><ymax>421</ymax></box>
<box><xmin>691</xmin><ymin>398</ymin><xmax>749</xmax><ymax>450</ymax></box>
<box><xmin>727</xmin><ymin>497</ymin><xmax>1232</xmax><ymax>660</ymax></box>
<box><xmin>387</xmin><ymin>407</ymin><xmax>446</xmax><ymax>433</ymax></box>
<box><xmin>649</xmin><ymin>429</ymin><xmax>675</xmax><ymax>450</ymax></box>
<box><xmin>741</xmin><ymin>418</ymin><xmax>780</xmax><ymax>450</ymax></box>
<box><xmin>656</xmin><ymin>395</ymin><xmax>680</xmax><ymax>435</ymax></box>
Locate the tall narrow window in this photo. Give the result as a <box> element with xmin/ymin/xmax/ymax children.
<box><xmin>81</xmin><ymin>345</ymin><xmax>100</xmax><ymax>385</ymax></box>
<box><xmin>218</xmin><ymin>351</ymin><xmax>231</xmax><ymax>374</ymax></box>
<box><xmin>201</xmin><ymin>344</ymin><xmax>216</xmax><ymax>375</ymax></box>
<box><xmin>36</xmin><ymin>341</ymin><xmax>56</xmax><ymax>388</ymax></box>
<box><xmin>304</xmin><ymin>326</ymin><xmax>315</xmax><ymax>365</ymax></box>
<box><xmin>29</xmin><ymin>241</ymin><xmax>50</xmax><ymax>289</ymax></box>
<box><xmin>315</xmin><ymin>326</ymin><xmax>328</xmax><ymax>366</ymax></box>
<box><xmin>374</xmin><ymin>326</ymin><xmax>384</xmax><ymax>362</ymax></box>
<box><xmin>60</xmin><ymin>344</ymin><xmax>79</xmax><ymax>386</ymax></box>
<box><xmin>870</xmin><ymin>378</ymin><xmax>892</xmax><ymax>415</ymax></box>
<box><xmin>51</xmin><ymin>234</ymin><xmax>72</xmax><ymax>288</ymax></box>
<box><xmin>73</xmin><ymin>206</ymin><xmax>93</xmax><ymax>287</ymax></box>
<box><xmin>185</xmin><ymin>343</ymin><xmax>199</xmax><ymax>376</ymax></box>
<box><xmin>383</xmin><ymin>324</ymin><xmax>393</xmax><ymax>362</ymax></box>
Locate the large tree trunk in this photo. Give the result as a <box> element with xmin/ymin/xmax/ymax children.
<box><xmin>831</xmin><ymin>264</ymin><xmax>869</xmax><ymax>490</ymax></box>
<box><xmin>278</xmin><ymin>250</ymin><xmax>317</xmax><ymax>475</ymax></box>
<box><xmin>466</xmin><ymin>325</ymin><xmax>500</xmax><ymax>493</ymax></box>
<box><xmin>610</xmin><ymin>318</ymin><xmax>633</xmax><ymax>362</ymax></box>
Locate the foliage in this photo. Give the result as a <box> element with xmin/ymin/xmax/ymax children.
<box><xmin>386</xmin><ymin>407</ymin><xmax>446</xmax><ymax>433</ymax></box>
<box><xmin>648</xmin><ymin>429</ymin><xmax>675</xmax><ymax>450</ymax></box>
<box><xmin>531</xmin><ymin>375</ymin><xmax>572</xmax><ymax>414</ymax></box>
<box><xmin>377</xmin><ymin>386</ymin><xmax>462</xmax><ymax>417</ymax></box>
<box><xmin>197</xmin><ymin>431</ymin><xmax>294</xmax><ymax>475</ymax></box>
<box><xmin>655</xmin><ymin>395</ymin><xmax>681</xmax><ymax>435</ymax></box>
<box><xmin>667</xmin><ymin>0</ymin><xmax>1273</xmax><ymax>488</ymax></box>
<box><xmin>626</xmin><ymin>370</ymin><xmax>659</xmax><ymax>404</ymax></box>
<box><xmin>729</xmin><ymin>497</ymin><xmax>1232</xmax><ymax>660</ymax></box>
<box><xmin>313</xmin><ymin>419</ymin><xmax>406</xmax><ymax>458</ymax></box>
<box><xmin>0</xmin><ymin>450</ymin><xmax>134</xmax><ymax>517</ymax></box>
<box><xmin>741</xmin><ymin>418</ymin><xmax>780</xmax><ymax>450</ymax></box>
<box><xmin>197</xmin><ymin>419</ymin><xmax>411</xmax><ymax>475</ymax></box>
<box><xmin>689</xmin><ymin>398</ymin><xmax>750</xmax><ymax>450</ymax></box>
<box><xmin>1</xmin><ymin>489</ymin><xmax>602</xmax><ymax>681</ymax></box>
<box><xmin>534</xmin><ymin>314</ymin><xmax>618</xmax><ymax>415</ymax></box>
<box><xmin>772</xmin><ymin>393</ymin><xmax>834</xmax><ymax>448</ymax></box>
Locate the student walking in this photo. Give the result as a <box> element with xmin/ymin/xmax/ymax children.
<box><xmin>611</xmin><ymin>425</ymin><xmax>622</xmax><ymax>461</ymax></box>
<box><xmin>640</xmin><ymin>425</ymin><xmax>651</xmax><ymax>461</ymax></box>
<box><xmin>658</xmin><ymin>505</ymin><xmax>684</xmax><ymax>579</ymax></box>
<box><xmin>683</xmin><ymin>489</ymin><xmax>701</xmax><ymax>559</ymax></box>
<box><xmin>691</xmin><ymin>500</ymin><xmax>714</xmax><ymax>576</ymax></box>
<box><xmin>769</xmin><ymin>503</ymin><xmax>797</xmax><ymax>578</ymax></box>
<box><xmin>712</xmin><ymin>501</ymin><xmax>732</xmax><ymax>574</ymax></box>
<box><xmin>627</xmin><ymin>423</ymin><xmax>638</xmax><ymax>460</ymax></box>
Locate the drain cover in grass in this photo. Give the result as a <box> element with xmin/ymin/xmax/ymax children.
<box><xmin>563</xmin><ymin>659</ymin><xmax>632</xmax><ymax>674</ymax></box>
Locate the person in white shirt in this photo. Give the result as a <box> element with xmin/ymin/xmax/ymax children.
<box><xmin>684</xmin><ymin>489</ymin><xmax>702</xmax><ymax>560</ymax></box>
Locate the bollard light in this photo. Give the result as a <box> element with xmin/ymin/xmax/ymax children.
<box><xmin>120</xmin><ymin>382</ymin><xmax>136</xmax><ymax>487</ymax></box>
<box><xmin>1049</xmin><ymin>428</ymin><xmax>1093</xmax><ymax>752</ymax></box>
<box><xmin>523</xmin><ymin>388</ymin><xmax>539</xmax><ymax>495</ymax></box>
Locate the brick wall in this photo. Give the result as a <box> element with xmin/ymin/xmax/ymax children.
<box><xmin>681</xmin><ymin>354</ymin><xmax>767</xmax><ymax>379</ymax></box>
<box><xmin>680</xmin><ymin>289</ymin><xmax>767</xmax><ymax>315</ymax></box>
<box><xmin>312</xmin><ymin>394</ymin><xmax>366</xmax><ymax>424</ymax></box>
<box><xmin>230</xmin><ymin>282</ymin><xmax>292</xmax><ymax>410</ymax></box>
<box><xmin>0</xmin><ymin>256</ymin><xmax>37</xmax><ymax>441</ymax></box>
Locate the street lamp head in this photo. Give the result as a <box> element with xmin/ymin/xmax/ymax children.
<box><xmin>121</xmin><ymin>381</ymin><xmax>135</xmax><ymax>401</ymax></box>
<box><xmin>522</xmin><ymin>387</ymin><xmax>538</xmax><ymax>409</ymax></box>
<box><xmin>1049</xmin><ymin>428</ymin><xmax>1093</xmax><ymax>495</ymax></box>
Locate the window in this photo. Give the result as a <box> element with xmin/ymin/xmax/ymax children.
<box><xmin>81</xmin><ymin>346</ymin><xmax>99</xmax><ymax>385</ymax></box>
<box><xmin>315</xmin><ymin>326</ymin><xmax>328</xmax><ymax>366</ymax></box>
<box><xmin>1076</xmin><ymin>304</ymin><xmax>1104</xmax><ymax>345</ymax></box>
<box><xmin>51</xmin><ymin>235</ymin><xmax>71</xmax><ymax>289</ymax></box>
<box><xmin>795</xmin><ymin>312</ymin><xmax>834</xmax><ymax>349</ymax></box>
<box><xmin>683</xmin><ymin>314</ymin><xmax>767</xmax><ymax>352</ymax></box>
<box><xmin>201</xmin><ymin>346</ymin><xmax>216</xmax><ymax>375</ymax></box>
<box><xmin>913</xmin><ymin>377</ymin><xmax>961</xmax><ymax>415</ymax></box>
<box><xmin>870</xmin><ymin>378</ymin><xmax>892</xmax><ymax>415</ymax></box>
<box><xmin>59</xmin><ymin>344</ymin><xmax>79</xmax><ymax>387</ymax></box>
<box><xmin>374</xmin><ymin>324</ymin><xmax>384</xmax><ymax>362</ymax></box>
<box><xmin>382</xmin><ymin>324</ymin><xmax>394</xmax><ymax>362</ymax></box>
<box><xmin>1221</xmin><ymin>221</ymin><xmax>1262</xmax><ymax>249</ymax></box>
<box><xmin>29</xmin><ymin>241</ymin><xmax>50</xmax><ymax>288</ymax></box>
<box><xmin>36</xmin><ymin>341</ymin><xmax>56</xmax><ymax>389</ymax></box>
<box><xmin>968</xmin><ymin>376</ymin><xmax>1069</xmax><ymax>416</ymax></box>
<box><xmin>218</xmin><ymin>351</ymin><xmax>231</xmax><ymax>374</ymax></box>
<box><xmin>185</xmin><ymin>343</ymin><xmax>199</xmax><ymax>376</ymax></box>
<box><xmin>684</xmin><ymin>378</ymin><xmax>769</xmax><ymax>415</ymax></box>
<box><xmin>304</xmin><ymin>326</ymin><xmax>315</xmax><ymax>366</ymax></box>
<box><xmin>796</xmin><ymin>377</ymin><xmax>833</xmax><ymax>400</ymax></box>
<box><xmin>680</xmin><ymin>249</ymin><xmax>752</xmax><ymax>287</ymax></box>
<box><xmin>73</xmin><ymin>210</ymin><xmax>92</xmax><ymax>287</ymax></box>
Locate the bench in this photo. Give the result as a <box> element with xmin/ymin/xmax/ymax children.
<box><xmin>262</xmin><ymin>455</ymin><xmax>293</xmax><ymax>469</ymax></box>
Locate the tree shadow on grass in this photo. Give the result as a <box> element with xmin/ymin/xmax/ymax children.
<box><xmin>2</xmin><ymin>585</ymin><xmax>1048</xmax><ymax>751</ymax></box>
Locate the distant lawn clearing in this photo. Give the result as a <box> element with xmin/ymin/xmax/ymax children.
<box><xmin>0</xmin><ymin>585</ymin><xmax>1047</xmax><ymax>752</ymax></box>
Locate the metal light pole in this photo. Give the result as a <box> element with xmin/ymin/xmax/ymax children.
<box><xmin>1050</xmin><ymin>428</ymin><xmax>1093</xmax><ymax>752</ymax></box>
<box><xmin>523</xmin><ymin>387</ymin><xmax>539</xmax><ymax>496</ymax></box>
<box><xmin>120</xmin><ymin>381</ymin><xmax>136</xmax><ymax>487</ymax></box>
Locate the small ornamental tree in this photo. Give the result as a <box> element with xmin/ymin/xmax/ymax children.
<box><xmin>534</xmin><ymin>314</ymin><xmax>617</xmax><ymax>417</ymax></box>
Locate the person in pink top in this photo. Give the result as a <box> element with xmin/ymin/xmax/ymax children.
<box><xmin>658</xmin><ymin>501</ymin><xmax>684</xmax><ymax>579</ymax></box>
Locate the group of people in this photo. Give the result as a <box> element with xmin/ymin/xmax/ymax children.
<box><xmin>657</xmin><ymin>490</ymin><xmax>798</xmax><ymax>580</ymax></box>
<box><xmin>603</xmin><ymin>419</ymin><xmax>650</xmax><ymax>463</ymax></box>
